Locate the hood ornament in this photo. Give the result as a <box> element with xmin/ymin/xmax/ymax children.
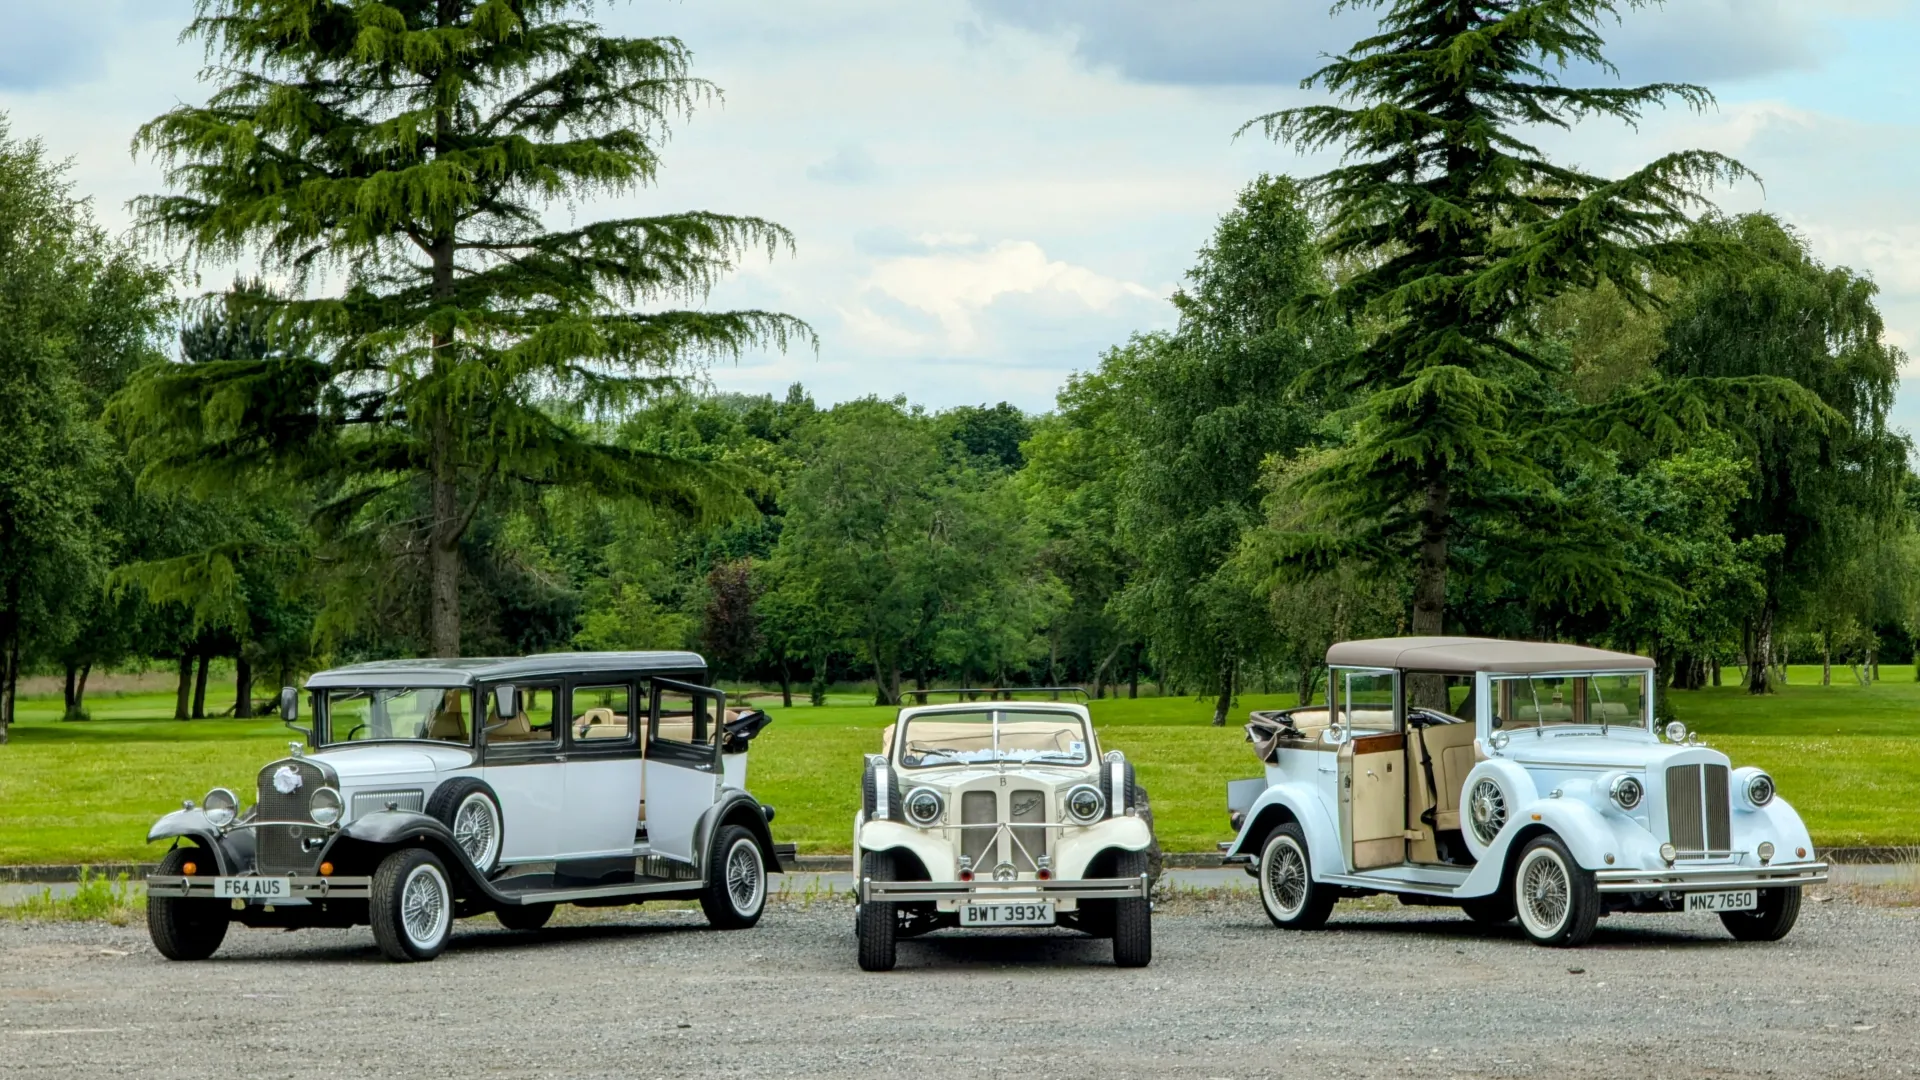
<box><xmin>272</xmin><ymin>765</ymin><xmax>304</xmax><ymax>795</ymax></box>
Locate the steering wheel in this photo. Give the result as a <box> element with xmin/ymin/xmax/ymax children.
<box><xmin>346</xmin><ymin>723</ymin><xmax>367</xmax><ymax>740</ymax></box>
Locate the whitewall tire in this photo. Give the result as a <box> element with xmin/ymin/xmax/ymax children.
<box><xmin>1512</xmin><ymin>835</ymin><xmax>1600</xmax><ymax>947</ymax></box>
<box><xmin>370</xmin><ymin>848</ymin><xmax>455</xmax><ymax>962</ymax></box>
<box><xmin>1258</xmin><ymin>823</ymin><xmax>1336</xmax><ymax>930</ymax></box>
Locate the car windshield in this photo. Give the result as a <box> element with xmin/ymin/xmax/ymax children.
<box><xmin>898</xmin><ymin>709</ymin><xmax>1090</xmax><ymax>768</ymax></box>
<box><xmin>323</xmin><ymin>687</ymin><xmax>473</xmax><ymax>745</ymax></box>
<box><xmin>1492</xmin><ymin>672</ymin><xmax>1650</xmax><ymax>732</ymax></box>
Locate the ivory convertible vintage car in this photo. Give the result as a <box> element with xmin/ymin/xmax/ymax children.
<box><xmin>1221</xmin><ymin>638</ymin><xmax>1828</xmax><ymax>947</ymax></box>
<box><xmin>144</xmin><ymin>651</ymin><xmax>788</xmax><ymax>962</ymax></box>
<box><xmin>853</xmin><ymin>694</ymin><xmax>1159</xmax><ymax>971</ymax></box>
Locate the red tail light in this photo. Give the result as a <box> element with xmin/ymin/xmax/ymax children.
<box><xmin>958</xmin><ymin>869</ymin><xmax>974</xmax><ymax>882</ymax></box>
<box><xmin>1037</xmin><ymin>869</ymin><xmax>1052</xmax><ymax>880</ymax></box>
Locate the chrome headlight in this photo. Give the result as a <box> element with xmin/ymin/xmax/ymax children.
<box><xmin>1064</xmin><ymin>783</ymin><xmax>1106</xmax><ymax>824</ymax></box>
<box><xmin>903</xmin><ymin>786</ymin><xmax>944</xmax><ymax>827</ymax></box>
<box><xmin>1664</xmin><ymin>720</ymin><xmax>1688</xmax><ymax>744</ymax></box>
<box><xmin>308</xmin><ymin>786</ymin><xmax>343</xmax><ymax>827</ymax></box>
<box><xmin>1744</xmin><ymin>771</ymin><xmax>1775</xmax><ymax>808</ymax></box>
<box><xmin>202</xmin><ymin>787</ymin><xmax>238</xmax><ymax>828</ymax></box>
<box><xmin>1608</xmin><ymin>774</ymin><xmax>1644</xmax><ymax>812</ymax></box>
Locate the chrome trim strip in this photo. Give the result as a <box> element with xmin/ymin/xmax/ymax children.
<box><xmin>859</xmin><ymin>874</ymin><xmax>1150</xmax><ymax>903</ymax></box>
<box><xmin>145</xmin><ymin>875</ymin><xmax>372</xmax><ymax>900</ymax></box>
<box><xmin>1593</xmin><ymin>862</ymin><xmax>1829</xmax><ymax>893</ymax></box>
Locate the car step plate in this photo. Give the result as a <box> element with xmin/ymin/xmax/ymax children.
<box><xmin>960</xmin><ymin>902</ymin><xmax>1055</xmax><ymax>927</ymax></box>
<box><xmin>1684</xmin><ymin>889</ymin><xmax>1757</xmax><ymax>913</ymax></box>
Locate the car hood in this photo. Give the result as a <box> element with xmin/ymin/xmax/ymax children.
<box><xmin>310</xmin><ymin>743</ymin><xmax>471</xmax><ymax>782</ymax></box>
<box><xmin>894</xmin><ymin>764</ymin><xmax>1095</xmax><ymax>789</ymax></box>
<box><xmin>1499</xmin><ymin>731</ymin><xmax>1729</xmax><ymax>771</ymax></box>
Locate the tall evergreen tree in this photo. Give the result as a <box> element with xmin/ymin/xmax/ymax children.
<box><xmin>121</xmin><ymin>0</ymin><xmax>806</xmax><ymax>656</ymax></box>
<box><xmin>1246</xmin><ymin>0</ymin><xmax>1827</xmax><ymax>645</ymax></box>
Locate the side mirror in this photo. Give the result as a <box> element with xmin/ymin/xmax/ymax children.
<box><xmin>279</xmin><ymin>686</ymin><xmax>299</xmax><ymax>723</ymax></box>
<box><xmin>491</xmin><ymin>684</ymin><xmax>519</xmax><ymax>723</ymax></box>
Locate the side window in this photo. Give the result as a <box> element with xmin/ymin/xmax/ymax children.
<box><xmin>572</xmin><ymin>684</ymin><xmax>633</xmax><ymax>743</ymax></box>
<box><xmin>651</xmin><ymin>686</ymin><xmax>714</xmax><ymax>748</ymax></box>
<box><xmin>1336</xmin><ymin>669</ymin><xmax>1396</xmax><ymax>734</ymax></box>
<box><xmin>488</xmin><ymin>683</ymin><xmax>558</xmax><ymax>744</ymax></box>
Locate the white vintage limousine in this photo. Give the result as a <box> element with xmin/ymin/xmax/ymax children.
<box><xmin>1221</xmin><ymin>637</ymin><xmax>1828</xmax><ymax>946</ymax></box>
<box><xmin>144</xmin><ymin>651</ymin><xmax>787</xmax><ymax>962</ymax></box>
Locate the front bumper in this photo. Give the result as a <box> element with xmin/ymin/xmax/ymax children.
<box><xmin>146</xmin><ymin>874</ymin><xmax>372</xmax><ymax>900</ymax></box>
<box><xmin>1593</xmin><ymin>861</ymin><xmax>1828</xmax><ymax>894</ymax></box>
<box><xmin>858</xmin><ymin>874</ymin><xmax>1150</xmax><ymax>904</ymax></box>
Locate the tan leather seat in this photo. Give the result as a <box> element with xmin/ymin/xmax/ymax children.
<box><xmin>490</xmin><ymin>709</ymin><xmax>534</xmax><ymax>741</ymax></box>
<box><xmin>1419</xmin><ymin>723</ymin><xmax>1478</xmax><ymax>831</ymax></box>
<box><xmin>574</xmin><ymin>707</ymin><xmax>628</xmax><ymax>740</ymax></box>
<box><xmin>427</xmin><ymin>692</ymin><xmax>467</xmax><ymax>741</ymax></box>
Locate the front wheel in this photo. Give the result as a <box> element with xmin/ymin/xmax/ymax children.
<box><xmin>369</xmin><ymin>849</ymin><xmax>454</xmax><ymax>962</ymax></box>
<box><xmin>1111</xmin><ymin>849</ymin><xmax>1152</xmax><ymax>968</ymax></box>
<box><xmin>856</xmin><ymin>850</ymin><xmax>897</xmax><ymax>972</ymax></box>
<box><xmin>699</xmin><ymin>825</ymin><xmax>767</xmax><ymax>930</ymax></box>
<box><xmin>147</xmin><ymin>847</ymin><xmax>229</xmax><ymax>961</ymax></box>
<box><xmin>1721</xmin><ymin>886</ymin><xmax>1801</xmax><ymax>942</ymax></box>
<box><xmin>1258</xmin><ymin>823</ymin><xmax>1336</xmax><ymax>930</ymax></box>
<box><xmin>1512</xmin><ymin>835</ymin><xmax>1600</xmax><ymax>947</ymax></box>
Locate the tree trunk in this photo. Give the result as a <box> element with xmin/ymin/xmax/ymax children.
<box><xmin>776</xmin><ymin>661</ymin><xmax>793</xmax><ymax>709</ymax></box>
<box><xmin>1711</xmin><ymin>656</ymin><xmax>1721</xmax><ymax>687</ymax></box>
<box><xmin>1746</xmin><ymin>607</ymin><xmax>1775</xmax><ymax>695</ymax></box>
<box><xmin>1821</xmin><ymin>630</ymin><xmax>1832</xmax><ymax>687</ymax></box>
<box><xmin>191</xmin><ymin>652</ymin><xmax>211</xmax><ymax>719</ymax></box>
<box><xmin>1128</xmin><ymin>643</ymin><xmax>1140</xmax><ymax>699</ymax></box>
<box><xmin>175</xmin><ymin>654</ymin><xmax>193</xmax><ymax>720</ymax></box>
<box><xmin>73</xmin><ymin>662</ymin><xmax>90</xmax><ymax>717</ymax></box>
<box><xmin>0</xmin><ymin>625</ymin><xmax>17</xmax><ymax>744</ymax></box>
<box><xmin>1411</xmin><ymin>479</ymin><xmax>1451</xmax><ymax>638</ymax></box>
<box><xmin>234</xmin><ymin>654</ymin><xmax>253</xmax><ymax>718</ymax></box>
<box><xmin>1211</xmin><ymin>658</ymin><xmax>1236</xmax><ymax>727</ymax></box>
<box><xmin>64</xmin><ymin>664</ymin><xmax>78</xmax><ymax>713</ymax></box>
<box><xmin>1295</xmin><ymin>663</ymin><xmax>1321</xmax><ymax>707</ymax></box>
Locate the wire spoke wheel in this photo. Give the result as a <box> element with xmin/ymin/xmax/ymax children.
<box><xmin>1264</xmin><ymin>838</ymin><xmax>1308</xmax><ymax>919</ymax></box>
<box><xmin>453</xmin><ymin>795</ymin><xmax>498</xmax><ymax>867</ymax></box>
<box><xmin>1517</xmin><ymin>849</ymin><xmax>1571</xmax><ymax>937</ymax></box>
<box><xmin>725</xmin><ymin>838</ymin><xmax>765</xmax><ymax>915</ymax></box>
<box><xmin>401</xmin><ymin>863</ymin><xmax>451</xmax><ymax>951</ymax></box>
<box><xmin>1468</xmin><ymin>777</ymin><xmax>1508</xmax><ymax>845</ymax></box>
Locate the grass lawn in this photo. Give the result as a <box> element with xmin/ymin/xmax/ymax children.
<box><xmin>2</xmin><ymin>664</ymin><xmax>1916</xmax><ymax>864</ymax></box>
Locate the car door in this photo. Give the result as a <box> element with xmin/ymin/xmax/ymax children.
<box><xmin>643</xmin><ymin>678</ymin><xmax>725</xmax><ymax>863</ymax></box>
<box><xmin>559</xmin><ymin>679</ymin><xmax>644</xmax><ymax>859</ymax></box>
<box><xmin>1333</xmin><ymin>667</ymin><xmax>1407</xmax><ymax>872</ymax></box>
<box><xmin>479</xmin><ymin>681</ymin><xmax>565</xmax><ymax>862</ymax></box>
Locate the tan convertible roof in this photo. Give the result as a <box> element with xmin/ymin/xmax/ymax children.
<box><xmin>1326</xmin><ymin>637</ymin><xmax>1653</xmax><ymax>675</ymax></box>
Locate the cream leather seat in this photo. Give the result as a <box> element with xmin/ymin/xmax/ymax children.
<box><xmin>1417</xmin><ymin>722</ymin><xmax>1478</xmax><ymax>831</ymax></box>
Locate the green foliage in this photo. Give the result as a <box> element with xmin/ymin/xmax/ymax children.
<box><xmin>0</xmin><ymin>869</ymin><xmax>140</xmax><ymax>925</ymax></box>
<box><xmin>120</xmin><ymin>0</ymin><xmax>808</xmax><ymax>656</ymax></box>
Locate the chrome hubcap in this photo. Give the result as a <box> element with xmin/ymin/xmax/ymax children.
<box><xmin>725</xmin><ymin>839</ymin><xmax>764</xmax><ymax>914</ymax></box>
<box><xmin>1264</xmin><ymin>839</ymin><xmax>1307</xmax><ymax>917</ymax></box>
<box><xmin>453</xmin><ymin>795</ymin><xmax>497</xmax><ymax>867</ymax></box>
<box><xmin>1519</xmin><ymin>852</ymin><xmax>1570</xmax><ymax>935</ymax></box>
<box><xmin>401</xmin><ymin>865</ymin><xmax>449</xmax><ymax>947</ymax></box>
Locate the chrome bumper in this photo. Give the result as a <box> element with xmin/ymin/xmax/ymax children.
<box><xmin>859</xmin><ymin>874</ymin><xmax>1151</xmax><ymax>904</ymax></box>
<box><xmin>146</xmin><ymin>875</ymin><xmax>372</xmax><ymax>900</ymax></box>
<box><xmin>1593</xmin><ymin>862</ymin><xmax>1828</xmax><ymax>894</ymax></box>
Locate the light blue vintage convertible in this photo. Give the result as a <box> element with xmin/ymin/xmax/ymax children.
<box><xmin>1221</xmin><ymin>637</ymin><xmax>1828</xmax><ymax>946</ymax></box>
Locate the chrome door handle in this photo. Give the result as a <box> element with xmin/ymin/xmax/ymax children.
<box><xmin>555</xmin><ymin>754</ymin><xmax>568</xmax><ymax>763</ymax></box>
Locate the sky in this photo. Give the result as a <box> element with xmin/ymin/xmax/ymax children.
<box><xmin>2</xmin><ymin>0</ymin><xmax>1917</xmax><ymax>426</ymax></box>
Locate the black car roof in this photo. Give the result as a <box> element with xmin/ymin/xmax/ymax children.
<box><xmin>304</xmin><ymin>651</ymin><xmax>708</xmax><ymax>689</ymax></box>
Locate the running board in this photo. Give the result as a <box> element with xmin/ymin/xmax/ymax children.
<box><xmin>1321</xmin><ymin>873</ymin><xmax>1465</xmax><ymax>897</ymax></box>
<box><xmin>496</xmin><ymin>878</ymin><xmax>703</xmax><ymax>905</ymax></box>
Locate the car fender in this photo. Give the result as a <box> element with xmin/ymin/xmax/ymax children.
<box><xmin>1488</xmin><ymin>797</ymin><xmax>1618</xmax><ymax>871</ymax></box>
<box><xmin>1460</xmin><ymin>759</ymin><xmax>1540</xmax><ymax>859</ymax></box>
<box><xmin>1053</xmin><ymin>816</ymin><xmax>1153</xmax><ymax>880</ymax></box>
<box><xmin>146</xmin><ymin>809</ymin><xmax>239</xmax><ymax>874</ymax></box>
<box><xmin>1223</xmin><ymin>782</ymin><xmax>1343</xmax><ymax>879</ymax></box>
<box><xmin>331</xmin><ymin>810</ymin><xmax>489</xmax><ymax>891</ymax></box>
<box><xmin>693</xmin><ymin>789</ymin><xmax>782</xmax><ymax>875</ymax></box>
<box><xmin>856</xmin><ymin>819</ymin><xmax>951</xmax><ymax>880</ymax></box>
<box><xmin>1732</xmin><ymin>795</ymin><xmax>1817</xmax><ymax>860</ymax></box>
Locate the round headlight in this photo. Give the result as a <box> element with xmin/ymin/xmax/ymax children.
<box><xmin>903</xmin><ymin>786</ymin><xmax>944</xmax><ymax>827</ymax></box>
<box><xmin>1659</xmin><ymin>842</ymin><xmax>1678</xmax><ymax>864</ymax></box>
<box><xmin>1488</xmin><ymin>730</ymin><xmax>1510</xmax><ymax>752</ymax></box>
<box><xmin>1745</xmin><ymin>772</ymin><xmax>1775</xmax><ymax>808</ymax></box>
<box><xmin>1065</xmin><ymin>783</ymin><xmax>1107</xmax><ymax>824</ymax></box>
<box><xmin>309</xmin><ymin>786</ymin><xmax>343</xmax><ymax>827</ymax></box>
<box><xmin>1664</xmin><ymin>720</ymin><xmax>1688</xmax><ymax>744</ymax></box>
<box><xmin>202</xmin><ymin>787</ymin><xmax>238</xmax><ymax>828</ymax></box>
<box><xmin>1609</xmin><ymin>774</ymin><xmax>1644</xmax><ymax>812</ymax></box>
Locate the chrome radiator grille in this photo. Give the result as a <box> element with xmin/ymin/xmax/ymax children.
<box><xmin>256</xmin><ymin>824</ymin><xmax>319</xmax><ymax>875</ymax></box>
<box><xmin>955</xmin><ymin>788</ymin><xmax>1053</xmax><ymax>870</ymax></box>
<box><xmin>255</xmin><ymin>759</ymin><xmax>331</xmax><ymax>875</ymax></box>
<box><xmin>960</xmin><ymin>791</ymin><xmax>996</xmax><ymax>866</ymax></box>
<box><xmin>1009</xmin><ymin>788</ymin><xmax>1046</xmax><ymax>871</ymax></box>
<box><xmin>256</xmin><ymin>759</ymin><xmax>328</xmax><ymax>822</ymax></box>
<box><xmin>1666</xmin><ymin>764</ymin><xmax>1732</xmax><ymax>852</ymax></box>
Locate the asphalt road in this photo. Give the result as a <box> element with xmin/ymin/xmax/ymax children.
<box><xmin>1</xmin><ymin>895</ymin><xmax>1915</xmax><ymax>1079</ymax></box>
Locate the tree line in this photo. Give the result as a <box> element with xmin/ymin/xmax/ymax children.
<box><xmin>0</xmin><ymin>1</ymin><xmax>1912</xmax><ymax>738</ymax></box>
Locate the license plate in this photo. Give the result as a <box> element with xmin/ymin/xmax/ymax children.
<box><xmin>959</xmin><ymin>902</ymin><xmax>1054</xmax><ymax>927</ymax></box>
<box><xmin>1684</xmin><ymin>890</ymin><xmax>1756</xmax><ymax>912</ymax></box>
<box><xmin>214</xmin><ymin>877</ymin><xmax>290</xmax><ymax>900</ymax></box>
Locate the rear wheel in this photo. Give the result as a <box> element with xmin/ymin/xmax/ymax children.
<box><xmin>1258</xmin><ymin>823</ymin><xmax>1336</xmax><ymax>929</ymax></box>
<box><xmin>494</xmin><ymin>903</ymin><xmax>554</xmax><ymax>932</ymax></box>
<box><xmin>856</xmin><ymin>850</ymin><xmax>897</xmax><ymax>972</ymax></box>
<box><xmin>369</xmin><ymin>849</ymin><xmax>454</xmax><ymax>962</ymax></box>
<box><xmin>147</xmin><ymin>847</ymin><xmax>229</xmax><ymax>961</ymax></box>
<box><xmin>699</xmin><ymin>825</ymin><xmax>767</xmax><ymax>930</ymax></box>
<box><xmin>1720</xmin><ymin>886</ymin><xmax>1801</xmax><ymax>942</ymax></box>
<box><xmin>1111</xmin><ymin>849</ymin><xmax>1152</xmax><ymax>968</ymax></box>
<box><xmin>1512</xmin><ymin>835</ymin><xmax>1600</xmax><ymax>947</ymax></box>
<box><xmin>1460</xmin><ymin>894</ymin><xmax>1516</xmax><ymax>925</ymax></box>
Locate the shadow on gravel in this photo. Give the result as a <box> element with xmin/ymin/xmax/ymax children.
<box><xmin>889</xmin><ymin>930</ymin><xmax>1117</xmax><ymax>970</ymax></box>
<box><xmin>1316</xmin><ymin>914</ymin><xmax>1749</xmax><ymax>950</ymax></box>
<box><xmin>195</xmin><ymin>918</ymin><xmax>709</xmax><ymax>965</ymax></box>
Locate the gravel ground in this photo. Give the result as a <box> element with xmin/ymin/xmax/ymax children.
<box><xmin>1</xmin><ymin>895</ymin><xmax>1916</xmax><ymax>1080</ymax></box>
